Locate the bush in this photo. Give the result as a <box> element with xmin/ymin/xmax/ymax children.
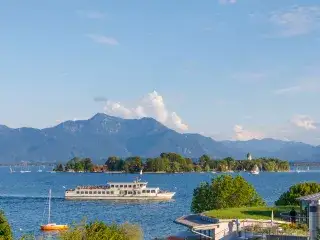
<box><xmin>0</xmin><ymin>210</ymin><xmax>13</xmax><ymax>240</ymax></box>
<box><xmin>59</xmin><ymin>220</ymin><xmax>143</xmax><ymax>240</ymax></box>
<box><xmin>275</xmin><ymin>182</ymin><xmax>320</xmax><ymax>206</ymax></box>
<box><xmin>191</xmin><ymin>175</ymin><xmax>265</xmax><ymax>213</ymax></box>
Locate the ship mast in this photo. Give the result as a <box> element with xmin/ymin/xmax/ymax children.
<box><xmin>48</xmin><ymin>189</ymin><xmax>51</xmax><ymax>224</ymax></box>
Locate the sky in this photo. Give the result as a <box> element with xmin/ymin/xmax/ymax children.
<box><xmin>0</xmin><ymin>0</ymin><xmax>320</xmax><ymax>145</ymax></box>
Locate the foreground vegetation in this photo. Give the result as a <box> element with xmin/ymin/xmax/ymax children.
<box><xmin>205</xmin><ymin>206</ymin><xmax>299</xmax><ymax>220</ymax></box>
<box><xmin>191</xmin><ymin>175</ymin><xmax>266</xmax><ymax>213</ymax></box>
<box><xmin>54</xmin><ymin>153</ymin><xmax>289</xmax><ymax>173</ymax></box>
<box><xmin>0</xmin><ymin>210</ymin><xmax>12</xmax><ymax>240</ymax></box>
<box><xmin>0</xmin><ymin>210</ymin><xmax>142</xmax><ymax>240</ymax></box>
<box><xmin>60</xmin><ymin>220</ymin><xmax>142</xmax><ymax>240</ymax></box>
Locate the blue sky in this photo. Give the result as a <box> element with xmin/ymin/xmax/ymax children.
<box><xmin>0</xmin><ymin>0</ymin><xmax>319</xmax><ymax>144</ymax></box>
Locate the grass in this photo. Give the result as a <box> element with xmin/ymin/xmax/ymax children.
<box><xmin>204</xmin><ymin>206</ymin><xmax>299</xmax><ymax>220</ymax></box>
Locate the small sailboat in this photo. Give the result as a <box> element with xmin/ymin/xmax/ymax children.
<box><xmin>37</xmin><ymin>166</ymin><xmax>43</xmax><ymax>172</ymax></box>
<box><xmin>250</xmin><ymin>165</ymin><xmax>260</xmax><ymax>175</ymax></box>
<box><xmin>40</xmin><ymin>189</ymin><xmax>68</xmax><ymax>231</ymax></box>
<box><xmin>9</xmin><ymin>166</ymin><xmax>16</xmax><ymax>173</ymax></box>
<box><xmin>20</xmin><ymin>164</ymin><xmax>31</xmax><ymax>173</ymax></box>
<box><xmin>140</xmin><ymin>169</ymin><xmax>143</xmax><ymax>175</ymax></box>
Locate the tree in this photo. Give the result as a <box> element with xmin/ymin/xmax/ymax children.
<box><xmin>54</xmin><ymin>164</ymin><xmax>64</xmax><ymax>172</ymax></box>
<box><xmin>105</xmin><ymin>156</ymin><xmax>120</xmax><ymax>171</ymax></box>
<box><xmin>83</xmin><ymin>158</ymin><xmax>94</xmax><ymax>172</ymax></box>
<box><xmin>0</xmin><ymin>210</ymin><xmax>13</xmax><ymax>240</ymax></box>
<box><xmin>191</xmin><ymin>175</ymin><xmax>265</xmax><ymax>213</ymax></box>
<box><xmin>275</xmin><ymin>182</ymin><xmax>320</xmax><ymax>206</ymax></box>
<box><xmin>199</xmin><ymin>155</ymin><xmax>210</xmax><ymax>168</ymax></box>
<box><xmin>124</xmin><ymin>157</ymin><xmax>142</xmax><ymax>173</ymax></box>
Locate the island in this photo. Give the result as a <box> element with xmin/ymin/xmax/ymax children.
<box><xmin>53</xmin><ymin>152</ymin><xmax>290</xmax><ymax>173</ymax></box>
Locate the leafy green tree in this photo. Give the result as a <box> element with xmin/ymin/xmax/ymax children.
<box><xmin>171</xmin><ymin>161</ymin><xmax>181</xmax><ymax>173</ymax></box>
<box><xmin>0</xmin><ymin>210</ymin><xmax>13</xmax><ymax>240</ymax></box>
<box><xmin>204</xmin><ymin>164</ymin><xmax>211</xmax><ymax>172</ymax></box>
<box><xmin>105</xmin><ymin>156</ymin><xmax>120</xmax><ymax>171</ymax></box>
<box><xmin>199</xmin><ymin>155</ymin><xmax>210</xmax><ymax>168</ymax></box>
<box><xmin>275</xmin><ymin>182</ymin><xmax>320</xmax><ymax>206</ymax></box>
<box><xmin>191</xmin><ymin>175</ymin><xmax>265</xmax><ymax>213</ymax></box>
<box><xmin>194</xmin><ymin>165</ymin><xmax>202</xmax><ymax>172</ymax></box>
<box><xmin>124</xmin><ymin>157</ymin><xmax>142</xmax><ymax>173</ymax></box>
<box><xmin>83</xmin><ymin>158</ymin><xmax>94</xmax><ymax>172</ymax></box>
<box><xmin>54</xmin><ymin>164</ymin><xmax>64</xmax><ymax>172</ymax></box>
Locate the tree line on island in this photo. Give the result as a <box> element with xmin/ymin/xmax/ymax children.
<box><xmin>54</xmin><ymin>152</ymin><xmax>290</xmax><ymax>173</ymax></box>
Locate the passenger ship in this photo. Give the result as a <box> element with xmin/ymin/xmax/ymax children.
<box><xmin>65</xmin><ymin>179</ymin><xmax>175</xmax><ymax>200</ymax></box>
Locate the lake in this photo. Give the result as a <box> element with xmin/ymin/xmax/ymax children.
<box><xmin>0</xmin><ymin>167</ymin><xmax>319</xmax><ymax>239</ymax></box>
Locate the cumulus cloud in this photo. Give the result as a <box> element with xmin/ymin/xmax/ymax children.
<box><xmin>171</xmin><ymin>112</ymin><xmax>188</xmax><ymax>131</ymax></box>
<box><xmin>233</xmin><ymin>125</ymin><xmax>264</xmax><ymax>140</ymax></box>
<box><xmin>269</xmin><ymin>6</ymin><xmax>320</xmax><ymax>37</ymax></box>
<box><xmin>87</xmin><ymin>34</ymin><xmax>119</xmax><ymax>45</ymax></box>
<box><xmin>99</xmin><ymin>91</ymin><xmax>188</xmax><ymax>131</ymax></box>
<box><xmin>291</xmin><ymin>115</ymin><xmax>317</xmax><ymax>130</ymax></box>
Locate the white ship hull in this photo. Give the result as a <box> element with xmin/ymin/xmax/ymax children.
<box><xmin>65</xmin><ymin>192</ymin><xmax>175</xmax><ymax>200</ymax></box>
<box><xmin>65</xmin><ymin>179</ymin><xmax>175</xmax><ymax>201</ymax></box>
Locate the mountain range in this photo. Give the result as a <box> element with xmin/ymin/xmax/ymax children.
<box><xmin>0</xmin><ymin>113</ymin><xmax>319</xmax><ymax>163</ymax></box>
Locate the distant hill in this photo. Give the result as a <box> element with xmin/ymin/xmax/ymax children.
<box><xmin>0</xmin><ymin>113</ymin><xmax>319</xmax><ymax>163</ymax></box>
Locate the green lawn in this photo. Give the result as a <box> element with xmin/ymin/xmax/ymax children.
<box><xmin>204</xmin><ymin>206</ymin><xmax>299</xmax><ymax>220</ymax></box>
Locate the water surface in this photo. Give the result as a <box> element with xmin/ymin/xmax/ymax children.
<box><xmin>0</xmin><ymin>167</ymin><xmax>319</xmax><ymax>239</ymax></box>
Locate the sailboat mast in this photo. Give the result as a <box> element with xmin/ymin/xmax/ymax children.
<box><xmin>48</xmin><ymin>189</ymin><xmax>51</xmax><ymax>224</ymax></box>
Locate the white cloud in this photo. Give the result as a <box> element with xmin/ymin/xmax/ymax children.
<box><xmin>273</xmin><ymin>80</ymin><xmax>320</xmax><ymax>95</ymax></box>
<box><xmin>233</xmin><ymin>125</ymin><xmax>264</xmax><ymax>141</ymax></box>
<box><xmin>142</xmin><ymin>91</ymin><xmax>168</xmax><ymax>123</ymax></box>
<box><xmin>87</xmin><ymin>34</ymin><xmax>119</xmax><ymax>45</ymax></box>
<box><xmin>104</xmin><ymin>101</ymin><xmax>132</xmax><ymax>118</ymax></box>
<box><xmin>100</xmin><ymin>91</ymin><xmax>188</xmax><ymax>131</ymax></box>
<box><xmin>273</xmin><ymin>85</ymin><xmax>302</xmax><ymax>95</ymax></box>
<box><xmin>77</xmin><ymin>10</ymin><xmax>105</xmax><ymax>19</ymax></box>
<box><xmin>291</xmin><ymin>115</ymin><xmax>317</xmax><ymax>130</ymax></box>
<box><xmin>171</xmin><ymin>112</ymin><xmax>188</xmax><ymax>131</ymax></box>
<box><xmin>269</xmin><ymin>6</ymin><xmax>320</xmax><ymax>37</ymax></box>
<box><xmin>219</xmin><ymin>0</ymin><xmax>237</xmax><ymax>4</ymax></box>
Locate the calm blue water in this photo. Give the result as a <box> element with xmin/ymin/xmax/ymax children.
<box><xmin>1</xmin><ymin>167</ymin><xmax>320</xmax><ymax>239</ymax></box>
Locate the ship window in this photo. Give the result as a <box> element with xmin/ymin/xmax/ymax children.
<box><xmin>89</xmin><ymin>191</ymin><xmax>92</xmax><ymax>194</ymax></box>
<box><xmin>94</xmin><ymin>191</ymin><xmax>97</xmax><ymax>194</ymax></box>
<box><xmin>147</xmin><ymin>190</ymin><xmax>150</xmax><ymax>193</ymax></box>
<box><xmin>133</xmin><ymin>185</ymin><xmax>136</xmax><ymax>188</ymax></box>
<box><xmin>128</xmin><ymin>191</ymin><xmax>132</xmax><ymax>194</ymax></box>
<box><xmin>76</xmin><ymin>191</ymin><xmax>79</xmax><ymax>194</ymax></box>
<box><xmin>111</xmin><ymin>191</ymin><xmax>114</xmax><ymax>194</ymax></box>
<box><xmin>85</xmin><ymin>191</ymin><xmax>88</xmax><ymax>194</ymax></box>
<box><xmin>140</xmin><ymin>184</ymin><xmax>143</xmax><ymax>187</ymax></box>
<box><xmin>124</xmin><ymin>185</ymin><xmax>127</xmax><ymax>188</ymax></box>
<box><xmin>111</xmin><ymin>185</ymin><xmax>114</xmax><ymax>188</ymax></box>
<box><xmin>120</xmin><ymin>185</ymin><xmax>123</xmax><ymax>188</ymax></box>
<box><xmin>81</xmin><ymin>191</ymin><xmax>84</xmax><ymax>194</ymax></box>
<box><xmin>128</xmin><ymin>185</ymin><xmax>132</xmax><ymax>188</ymax></box>
<box><xmin>98</xmin><ymin>191</ymin><xmax>101</xmax><ymax>194</ymax></box>
<box><xmin>142</xmin><ymin>190</ymin><xmax>146</xmax><ymax>193</ymax></box>
<box><xmin>115</xmin><ymin>185</ymin><xmax>119</xmax><ymax>188</ymax></box>
<box><xmin>102</xmin><ymin>191</ymin><xmax>105</xmax><ymax>194</ymax></box>
<box><xmin>151</xmin><ymin>190</ymin><xmax>156</xmax><ymax>193</ymax></box>
<box><xmin>106</xmin><ymin>191</ymin><xmax>109</xmax><ymax>194</ymax></box>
